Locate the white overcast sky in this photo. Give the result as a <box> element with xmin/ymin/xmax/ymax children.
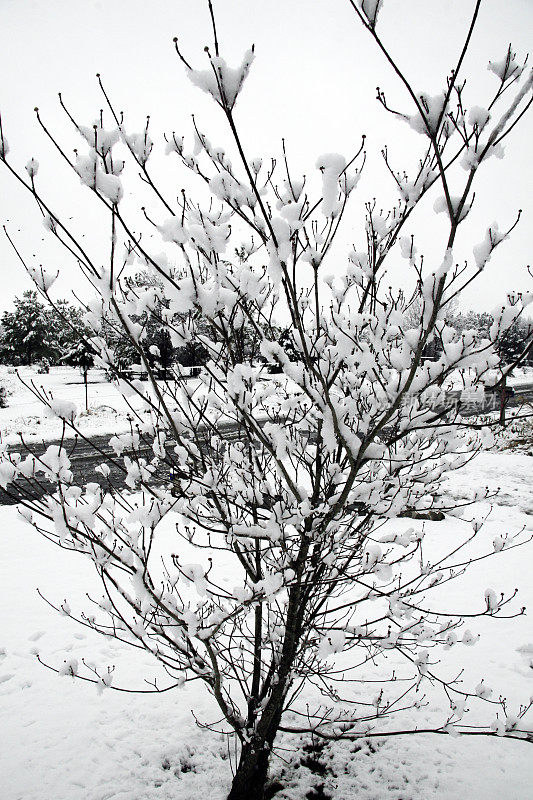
<box><xmin>1</xmin><ymin>0</ymin><xmax>532</xmax><ymax>314</ymax></box>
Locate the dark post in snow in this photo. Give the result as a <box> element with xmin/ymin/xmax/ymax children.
<box><xmin>499</xmin><ymin>374</ymin><xmax>507</xmax><ymax>426</ymax></box>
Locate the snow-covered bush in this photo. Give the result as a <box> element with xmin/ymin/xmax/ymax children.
<box><xmin>1</xmin><ymin>2</ymin><xmax>533</xmax><ymax>798</ymax></box>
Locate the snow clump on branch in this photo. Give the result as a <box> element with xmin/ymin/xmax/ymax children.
<box><xmin>316</xmin><ymin>153</ymin><xmax>346</xmax><ymax>217</ymax></box>
<box><xmin>356</xmin><ymin>0</ymin><xmax>384</xmax><ymax>27</ymax></box>
<box><xmin>186</xmin><ymin>48</ymin><xmax>255</xmax><ymax>110</ymax></box>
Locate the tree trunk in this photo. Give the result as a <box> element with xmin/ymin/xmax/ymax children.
<box><xmin>227</xmin><ymin>540</ymin><xmax>306</xmax><ymax>799</ymax></box>
<box><xmin>227</xmin><ymin>739</ymin><xmax>272</xmax><ymax>800</ymax></box>
<box><xmin>499</xmin><ymin>375</ymin><xmax>507</xmax><ymax>426</ymax></box>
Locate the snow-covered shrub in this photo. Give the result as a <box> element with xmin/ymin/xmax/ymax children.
<box><xmin>1</xmin><ymin>3</ymin><xmax>533</xmax><ymax>799</ymax></box>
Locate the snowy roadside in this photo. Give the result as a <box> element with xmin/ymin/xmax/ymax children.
<box><xmin>0</xmin><ymin>366</ymin><xmax>285</xmax><ymax>446</ymax></box>
<box><xmin>1</xmin><ymin>449</ymin><xmax>532</xmax><ymax>799</ymax></box>
<box><xmin>1</xmin><ymin>365</ymin><xmax>532</xmax><ymax>447</ymax></box>
<box><xmin>0</xmin><ymin>367</ymin><xmax>139</xmax><ymax>444</ymax></box>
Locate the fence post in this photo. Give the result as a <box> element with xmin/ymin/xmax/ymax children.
<box><xmin>499</xmin><ymin>375</ymin><xmax>507</xmax><ymax>426</ymax></box>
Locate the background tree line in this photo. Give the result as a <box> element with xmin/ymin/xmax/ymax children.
<box><xmin>1</xmin><ymin>286</ymin><xmax>531</xmax><ymax>371</ymax></box>
<box><xmin>424</xmin><ymin>308</ymin><xmax>533</xmax><ymax>367</ymax></box>
<box><xmin>0</xmin><ymin>283</ymin><xmax>210</xmax><ymax>370</ymax></box>
<box><xmin>0</xmin><ymin>265</ymin><xmax>265</xmax><ymax>372</ymax></box>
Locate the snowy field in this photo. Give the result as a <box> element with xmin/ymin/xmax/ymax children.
<box><xmin>1</xmin><ymin>365</ymin><xmax>532</xmax><ymax>447</ymax></box>
<box><xmin>0</xmin><ymin>366</ymin><xmax>216</xmax><ymax>446</ymax></box>
<box><xmin>0</xmin><ymin>366</ymin><xmax>138</xmax><ymax>444</ymax></box>
<box><xmin>0</xmin><ymin>365</ymin><xmax>282</xmax><ymax>446</ymax></box>
<box><xmin>1</xmin><ymin>367</ymin><xmax>532</xmax><ymax>798</ymax></box>
<box><xmin>1</xmin><ymin>445</ymin><xmax>532</xmax><ymax>799</ymax></box>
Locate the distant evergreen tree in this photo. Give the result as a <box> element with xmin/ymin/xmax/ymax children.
<box><xmin>0</xmin><ymin>291</ymin><xmax>89</xmax><ymax>365</ymax></box>
<box><xmin>495</xmin><ymin>319</ymin><xmax>533</xmax><ymax>367</ymax></box>
<box><xmin>449</xmin><ymin>310</ymin><xmax>493</xmax><ymax>339</ymax></box>
<box><xmin>0</xmin><ymin>290</ymin><xmax>52</xmax><ymax>365</ymax></box>
<box><xmin>63</xmin><ymin>340</ymin><xmax>95</xmax><ymax>410</ymax></box>
<box><xmin>48</xmin><ymin>300</ymin><xmax>88</xmax><ymax>362</ymax></box>
<box><xmin>447</xmin><ymin>310</ymin><xmax>533</xmax><ymax>370</ymax></box>
<box><xmin>174</xmin><ymin>338</ymin><xmax>209</xmax><ymax>369</ymax></box>
<box><xmin>146</xmin><ymin>324</ymin><xmax>178</xmax><ymax>370</ymax></box>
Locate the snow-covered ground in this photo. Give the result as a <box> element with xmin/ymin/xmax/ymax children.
<box><xmin>0</xmin><ymin>366</ymin><xmax>137</xmax><ymax>444</ymax></box>
<box><xmin>0</xmin><ymin>365</ymin><xmax>284</xmax><ymax>446</ymax></box>
<box><xmin>1</xmin><ymin>365</ymin><xmax>532</xmax><ymax>446</ymax></box>
<box><xmin>1</xmin><ymin>449</ymin><xmax>532</xmax><ymax>799</ymax></box>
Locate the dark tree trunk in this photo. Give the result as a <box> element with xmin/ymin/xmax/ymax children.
<box><xmin>499</xmin><ymin>375</ymin><xmax>507</xmax><ymax>426</ymax></box>
<box><xmin>227</xmin><ymin>543</ymin><xmax>307</xmax><ymax>799</ymax></box>
<box><xmin>227</xmin><ymin>706</ymin><xmax>284</xmax><ymax>800</ymax></box>
<box><xmin>227</xmin><ymin>739</ymin><xmax>272</xmax><ymax>800</ymax></box>
<box><xmin>84</xmin><ymin>368</ymin><xmax>89</xmax><ymax>412</ymax></box>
